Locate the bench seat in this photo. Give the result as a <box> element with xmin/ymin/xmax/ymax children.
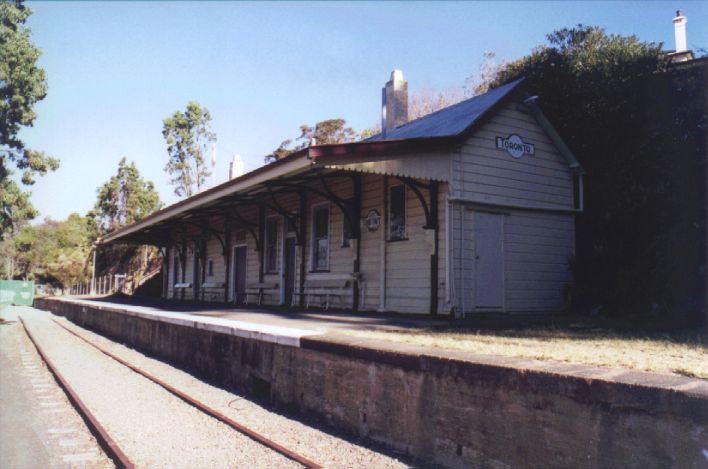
<box><xmin>240</xmin><ymin>282</ymin><xmax>278</xmax><ymax>306</ymax></box>
<box><xmin>293</xmin><ymin>277</ymin><xmax>355</xmax><ymax>310</ymax></box>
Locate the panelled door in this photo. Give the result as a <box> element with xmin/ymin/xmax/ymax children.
<box><xmin>232</xmin><ymin>245</ymin><xmax>247</xmax><ymax>305</ymax></box>
<box><xmin>283</xmin><ymin>237</ymin><xmax>296</xmax><ymax>306</ymax></box>
<box><xmin>474</xmin><ymin>212</ymin><xmax>504</xmax><ymax>309</ymax></box>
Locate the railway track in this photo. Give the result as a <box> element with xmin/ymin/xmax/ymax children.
<box><xmin>19</xmin><ymin>315</ymin><xmax>322</xmax><ymax>469</ymax></box>
<box><xmin>19</xmin><ymin>316</ymin><xmax>134</xmax><ymax>469</ymax></box>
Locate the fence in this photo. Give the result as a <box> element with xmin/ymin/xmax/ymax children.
<box><xmin>69</xmin><ymin>274</ymin><xmax>126</xmax><ymax>297</ymax></box>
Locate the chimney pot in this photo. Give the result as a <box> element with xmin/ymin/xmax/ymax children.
<box><xmin>673</xmin><ymin>9</ymin><xmax>687</xmax><ymax>53</ymax></box>
<box><xmin>229</xmin><ymin>154</ymin><xmax>244</xmax><ymax>180</ymax></box>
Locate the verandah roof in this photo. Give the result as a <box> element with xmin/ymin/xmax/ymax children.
<box><xmin>99</xmin><ymin>76</ymin><xmax>581</xmax><ymax>247</ymax></box>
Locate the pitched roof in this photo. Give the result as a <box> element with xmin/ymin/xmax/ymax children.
<box><xmin>367</xmin><ymin>77</ymin><xmax>524</xmax><ymax>141</ymax></box>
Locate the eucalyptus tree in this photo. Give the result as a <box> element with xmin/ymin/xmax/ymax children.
<box><xmin>88</xmin><ymin>157</ymin><xmax>163</xmax><ymax>286</ymax></box>
<box><xmin>89</xmin><ymin>157</ymin><xmax>162</xmax><ymax>235</ymax></box>
<box><xmin>162</xmin><ymin>101</ymin><xmax>216</xmax><ymax>198</ymax></box>
<box><xmin>0</xmin><ymin>0</ymin><xmax>59</xmax><ymax>238</ymax></box>
<box><xmin>265</xmin><ymin>118</ymin><xmax>356</xmax><ymax>163</ymax></box>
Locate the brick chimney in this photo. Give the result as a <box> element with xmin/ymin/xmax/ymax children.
<box><xmin>673</xmin><ymin>10</ymin><xmax>687</xmax><ymax>53</ymax></box>
<box><xmin>381</xmin><ymin>69</ymin><xmax>408</xmax><ymax>136</ymax></box>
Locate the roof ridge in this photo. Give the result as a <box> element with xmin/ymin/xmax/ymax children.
<box><xmin>370</xmin><ymin>77</ymin><xmax>525</xmax><ymax>141</ymax></box>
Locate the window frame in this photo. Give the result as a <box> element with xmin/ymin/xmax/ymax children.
<box><xmin>311</xmin><ymin>202</ymin><xmax>330</xmax><ymax>272</ymax></box>
<box><xmin>264</xmin><ymin>216</ymin><xmax>280</xmax><ymax>274</ymax></box>
<box><xmin>388</xmin><ymin>184</ymin><xmax>407</xmax><ymax>241</ymax></box>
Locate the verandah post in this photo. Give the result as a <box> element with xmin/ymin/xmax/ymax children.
<box><xmin>429</xmin><ymin>180</ymin><xmax>439</xmax><ymax>316</ymax></box>
<box><xmin>352</xmin><ymin>173</ymin><xmax>362</xmax><ymax>311</ymax></box>
<box><xmin>298</xmin><ymin>189</ymin><xmax>307</xmax><ymax>308</ymax></box>
<box><xmin>223</xmin><ymin>222</ymin><xmax>231</xmax><ymax>303</ymax></box>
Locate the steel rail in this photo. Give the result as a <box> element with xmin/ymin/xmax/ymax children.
<box><xmin>50</xmin><ymin>318</ymin><xmax>322</xmax><ymax>469</ymax></box>
<box><xmin>18</xmin><ymin>316</ymin><xmax>135</xmax><ymax>469</ymax></box>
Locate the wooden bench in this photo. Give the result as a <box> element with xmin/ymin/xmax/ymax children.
<box><xmin>243</xmin><ymin>282</ymin><xmax>278</xmax><ymax>306</ymax></box>
<box><xmin>294</xmin><ymin>277</ymin><xmax>355</xmax><ymax>310</ymax></box>
<box><xmin>201</xmin><ymin>282</ymin><xmax>225</xmax><ymax>302</ymax></box>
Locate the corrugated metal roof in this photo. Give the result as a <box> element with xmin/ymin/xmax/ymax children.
<box><xmin>368</xmin><ymin>77</ymin><xmax>524</xmax><ymax>141</ymax></box>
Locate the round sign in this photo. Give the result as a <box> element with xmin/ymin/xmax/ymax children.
<box><xmin>364</xmin><ymin>209</ymin><xmax>381</xmax><ymax>232</ymax></box>
<box><xmin>507</xmin><ymin>134</ymin><xmax>525</xmax><ymax>158</ymax></box>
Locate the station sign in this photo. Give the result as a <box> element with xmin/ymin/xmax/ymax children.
<box><xmin>496</xmin><ymin>134</ymin><xmax>535</xmax><ymax>159</ymax></box>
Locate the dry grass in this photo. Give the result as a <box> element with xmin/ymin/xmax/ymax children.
<box><xmin>340</xmin><ymin>326</ymin><xmax>708</xmax><ymax>379</ymax></box>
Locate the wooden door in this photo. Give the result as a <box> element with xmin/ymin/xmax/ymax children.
<box><xmin>474</xmin><ymin>212</ymin><xmax>504</xmax><ymax>309</ymax></box>
<box><xmin>283</xmin><ymin>237</ymin><xmax>296</xmax><ymax>306</ymax></box>
<box><xmin>232</xmin><ymin>245</ymin><xmax>247</xmax><ymax>305</ymax></box>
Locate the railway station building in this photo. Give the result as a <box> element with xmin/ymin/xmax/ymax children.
<box><xmin>101</xmin><ymin>73</ymin><xmax>584</xmax><ymax>316</ymax></box>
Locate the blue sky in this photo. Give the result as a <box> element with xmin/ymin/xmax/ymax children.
<box><xmin>20</xmin><ymin>1</ymin><xmax>708</xmax><ymax>221</ymax></box>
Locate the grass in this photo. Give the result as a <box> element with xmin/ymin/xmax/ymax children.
<box><xmin>340</xmin><ymin>325</ymin><xmax>708</xmax><ymax>379</ymax></box>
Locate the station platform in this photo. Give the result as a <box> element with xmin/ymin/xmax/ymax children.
<box><xmin>31</xmin><ymin>295</ymin><xmax>708</xmax><ymax>468</ymax></box>
<box><xmin>45</xmin><ymin>296</ymin><xmax>448</xmax><ymax>347</ymax></box>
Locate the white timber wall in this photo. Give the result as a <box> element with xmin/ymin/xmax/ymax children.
<box><xmin>451</xmin><ymin>101</ymin><xmax>576</xmax><ymax>314</ymax></box>
<box><xmin>358</xmin><ymin>174</ymin><xmax>382</xmax><ymax>311</ymax></box>
<box><xmin>162</xmin><ymin>173</ymin><xmax>447</xmax><ymax>315</ymax></box>
<box><xmin>452</xmin><ymin>104</ymin><xmax>574</xmax><ymax>210</ymax></box>
<box><xmin>356</xmin><ymin>175</ymin><xmax>448</xmax><ymax>314</ymax></box>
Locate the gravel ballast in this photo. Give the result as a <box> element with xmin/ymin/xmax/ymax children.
<box><xmin>1</xmin><ymin>306</ymin><xmax>114</xmax><ymax>469</ymax></box>
<box><xmin>19</xmin><ymin>306</ymin><xmax>409</xmax><ymax>468</ymax></box>
<box><xmin>19</xmin><ymin>308</ymin><xmax>300</xmax><ymax>468</ymax></box>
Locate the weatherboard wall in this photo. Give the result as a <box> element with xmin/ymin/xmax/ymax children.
<box><xmin>449</xmin><ymin>101</ymin><xmax>576</xmax><ymax>315</ymax></box>
<box><xmin>163</xmin><ymin>173</ymin><xmax>447</xmax><ymax>314</ymax></box>
<box><xmin>453</xmin><ymin>103</ymin><xmax>575</xmax><ymax>210</ymax></box>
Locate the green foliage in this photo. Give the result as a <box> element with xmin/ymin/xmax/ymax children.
<box><xmin>488</xmin><ymin>25</ymin><xmax>706</xmax><ymax>319</ymax></box>
<box><xmin>162</xmin><ymin>101</ymin><xmax>216</xmax><ymax>198</ymax></box>
<box><xmin>89</xmin><ymin>157</ymin><xmax>162</xmax><ymax>235</ymax></box>
<box><xmin>265</xmin><ymin>118</ymin><xmax>357</xmax><ymax>163</ymax></box>
<box><xmin>0</xmin><ymin>0</ymin><xmax>59</xmax><ymax>238</ymax></box>
<box><xmin>9</xmin><ymin>213</ymin><xmax>92</xmax><ymax>287</ymax></box>
<box><xmin>0</xmin><ymin>171</ymin><xmax>37</xmax><ymax>239</ymax></box>
<box><xmin>88</xmin><ymin>157</ymin><xmax>163</xmax><ymax>288</ymax></box>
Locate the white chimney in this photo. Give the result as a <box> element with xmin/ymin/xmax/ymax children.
<box><xmin>673</xmin><ymin>10</ymin><xmax>687</xmax><ymax>53</ymax></box>
<box><xmin>229</xmin><ymin>154</ymin><xmax>244</xmax><ymax>180</ymax></box>
<box><xmin>381</xmin><ymin>69</ymin><xmax>408</xmax><ymax>136</ymax></box>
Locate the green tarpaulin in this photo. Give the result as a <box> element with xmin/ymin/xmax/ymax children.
<box><xmin>0</xmin><ymin>280</ymin><xmax>34</xmax><ymax>306</ymax></box>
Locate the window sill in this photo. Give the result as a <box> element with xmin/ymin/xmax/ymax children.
<box><xmin>309</xmin><ymin>269</ymin><xmax>331</xmax><ymax>274</ymax></box>
<box><xmin>387</xmin><ymin>237</ymin><xmax>409</xmax><ymax>243</ymax></box>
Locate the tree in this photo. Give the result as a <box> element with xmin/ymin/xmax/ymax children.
<box><xmin>464</xmin><ymin>51</ymin><xmax>504</xmax><ymax>96</ymax></box>
<box><xmin>485</xmin><ymin>25</ymin><xmax>705</xmax><ymax>320</ymax></box>
<box><xmin>408</xmin><ymin>87</ymin><xmax>465</xmax><ymax>120</ymax></box>
<box><xmin>0</xmin><ymin>1</ymin><xmax>59</xmax><ymax>238</ymax></box>
<box><xmin>88</xmin><ymin>158</ymin><xmax>163</xmax><ymax>291</ymax></box>
<box><xmin>89</xmin><ymin>157</ymin><xmax>162</xmax><ymax>235</ymax></box>
<box><xmin>0</xmin><ymin>171</ymin><xmax>37</xmax><ymax>238</ymax></box>
<box><xmin>162</xmin><ymin>101</ymin><xmax>216</xmax><ymax>198</ymax></box>
<box><xmin>9</xmin><ymin>213</ymin><xmax>92</xmax><ymax>288</ymax></box>
<box><xmin>265</xmin><ymin>118</ymin><xmax>357</xmax><ymax>163</ymax></box>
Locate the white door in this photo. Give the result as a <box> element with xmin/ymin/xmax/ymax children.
<box><xmin>474</xmin><ymin>212</ymin><xmax>504</xmax><ymax>309</ymax></box>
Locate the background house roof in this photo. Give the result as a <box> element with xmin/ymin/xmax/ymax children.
<box><xmin>367</xmin><ymin>77</ymin><xmax>525</xmax><ymax>141</ymax></box>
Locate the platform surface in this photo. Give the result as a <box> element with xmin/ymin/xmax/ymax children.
<box><xmin>41</xmin><ymin>296</ymin><xmax>449</xmax><ymax>347</ymax></box>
